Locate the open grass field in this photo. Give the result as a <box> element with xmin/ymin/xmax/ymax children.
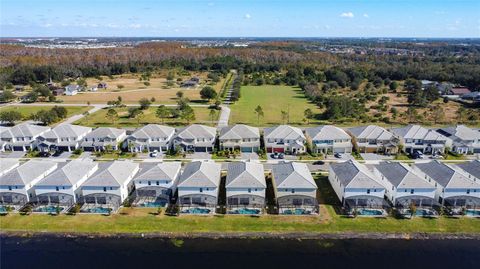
<box><xmin>230</xmin><ymin>85</ymin><xmax>323</xmax><ymax>126</ymax></box>
<box><xmin>1</xmin><ymin>177</ymin><xmax>478</xmax><ymax>235</ymax></box>
<box><xmin>74</xmin><ymin>106</ymin><xmax>219</xmax><ymax>127</ymax></box>
<box><xmin>0</xmin><ymin>106</ymin><xmax>92</xmax><ymax>121</ymax></box>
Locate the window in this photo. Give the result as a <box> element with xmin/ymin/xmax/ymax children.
<box><xmin>8</xmin><ymin>186</ymin><xmax>12</xmax><ymax>191</ymax></box>
<box><xmin>156</xmin><ymin>181</ymin><xmax>159</xmax><ymax>185</ymax></box>
<box><xmin>148</xmin><ymin>181</ymin><xmax>151</xmax><ymax>186</ymax></box>
<box><xmin>103</xmin><ymin>187</ymin><xmax>107</xmax><ymax>192</ymax></box>
<box><xmin>410</xmin><ymin>189</ymin><xmax>414</xmax><ymax>194</ymax></box>
<box><xmin>367</xmin><ymin>189</ymin><xmax>371</xmax><ymax>194</ymax></box>
<box><xmin>248</xmin><ymin>188</ymin><xmax>251</xmax><ymax>193</ymax></box>
<box><xmin>200</xmin><ymin>188</ymin><xmax>203</xmax><ymax>193</ymax></box>
<box><xmin>291</xmin><ymin>189</ymin><xmax>295</xmax><ymax>194</ymax></box>
<box><xmin>467</xmin><ymin>189</ymin><xmax>470</xmax><ymax>194</ymax></box>
<box><xmin>56</xmin><ymin>186</ymin><xmax>59</xmax><ymax>191</ymax></box>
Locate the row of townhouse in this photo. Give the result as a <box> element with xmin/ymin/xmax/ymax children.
<box><xmin>328</xmin><ymin>160</ymin><xmax>480</xmax><ymax>216</ymax></box>
<box><xmin>0</xmin><ymin>159</ymin><xmax>318</xmax><ymax>215</ymax></box>
<box><xmin>1</xmin><ymin>122</ymin><xmax>479</xmax><ymax>155</ymax></box>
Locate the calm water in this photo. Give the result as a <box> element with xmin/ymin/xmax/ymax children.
<box><xmin>1</xmin><ymin>236</ymin><xmax>479</xmax><ymax>269</ymax></box>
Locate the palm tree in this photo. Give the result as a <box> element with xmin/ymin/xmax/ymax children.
<box><xmin>254</xmin><ymin>105</ymin><xmax>264</xmax><ymax>124</ymax></box>
<box><xmin>281</xmin><ymin>110</ymin><xmax>288</xmax><ymax>124</ymax></box>
<box><xmin>209</xmin><ymin>109</ymin><xmax>217</xmax><ymax>124</ymax></box>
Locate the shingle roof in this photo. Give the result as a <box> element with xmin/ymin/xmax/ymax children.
<box><xmin>456</xmin><ymin>160</ymin><xmax>480</xmax><ymax>180</ymax></box>
<box><xmin>36</xmin><ymin>159</ymin><xmax>98</xmax><ymax>187</ymax></box>
<box><xmin>0</xmin><ymin>159</ymin><xmax>20</xmax><ymax>176</ymax></box>
<box><xmin>437</xmin><ymin>125</ymin><xmax>480</xmax><ymax>142</ymax></box>
<box><xmin>330</xmin><ymin>160</ymin><xmax>384</xmax><ymax>189</ymax></box>
<box><xmin>219</xmin><ymin>124</ymin><xmax>259</xmax><ymax>140</ymax></box>
<box><xmin>133</xmin><ymin>162</ymin><xmax>181</xmax><ymax>182</ymax></box>
<box><xmin>272</xmin><ymin>162</ymin><xmax>317</xmax><ymax>189</ymax></box>
<box><xmin>348</xmin><ymin>125</ymin><xmax>395</xmax><ymax>140</ymax></box>
<box><xmin>130</xmin><ymin>124</ymin><xmax>175</xmax><ymax>140</ymax></box>
<box><xmin>177</xmin><ymin>161</ymin><xmax>221</xmax><ymax>188</ymax></box>
<box><xmin>414</xmin><ymin>161</ymin><xmax>479</xmax><ymax>189</ymax></box>
<box><xmin>0</xmin><ymin>123</ymin><xmax>50</xmax><ymax>139</ymax></box>
<box><xmin>176</xmin><ymin>124</ymin><xmax>216</xmax><ymax>140</ymax></box>
<box><xmin>374</xmin><ymin>162</ymin><xmax>434</xmax><ymax>188</ymax></box>
<box><xmin>0</xmin><ymin>160</ymin><xmax>57</xmax><ymax>186</ymax></box>
<box><xmin>226</xmin><ymin>161</ymin><xmax>266</xmax><ymax>188</ymax></box>
<box><xmin>264</xmin><ymin>125</ymin><xmax>305</xmax><ymax>140</ymax></box>
<box><xmin>84</xmin><ymin>127</ymin><xmax>125</xmax><ymax>139</ymax></box>
<box><xmin>391</xmin><ymin>125</ymin><xmax>447</xmax><ymax>141</ymax></box>
<box><xmin>82</xmin><ymin>161</ymin><xmax>139</xmax><ymax>187</ymax></box>
<box><xmin>41</xmin><ymin>124</ymin><xmax>91</xmax><ymax>139</ymax></box>
<box><xmin>305</xmin><ymin>125</ymin><xmax>350</xmax><ymax>140</ymax></box>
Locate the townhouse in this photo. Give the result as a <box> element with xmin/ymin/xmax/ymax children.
<box><xmin>436</xmin><ymin>125</ymin><xmax>480</xmax><ymax>154</ymax></box>
<box><xmin>264</xmin><ymin>125</ymin><xmax>306</xmax><ymax>154</ymax></box>
<box><xmin>456</xmin><ymin>160</ymin><xmax>480</xmax><ymax>182</ymax></box>
<box><xmin>391</xmin><ymin>124</ymin><xmax>452</xmax><ymax>155</ymax></box>
<box><xmin>305</xmin><ymin>125</ymin><xmax>352</xmax><ymax>154</ymax></box>
<box><xmin>81</xmin><ymin>127</ymin><xmax>126</xmax><ymax>151</ymax></box>
<box><xmin>0</xmin><ymin>123</ymin><xmax>50</xmax><ymax>151</ymax></box>
<box><xmin>173</xmin><ymin>124</ymin><xmax>217</xmax><ymax>153</ymax></box>
<box><xmin>125</xmin><ymin>124</ymin><xmax>175</xmax><ymax>153</ymax></box>
<box><xmin>219</xmin><ymin>124</ymin><xmax>260</xmax><ymax>153</ymax></box>
<box><xmin>37</xmin><ymin>124</ymin><xmax>92</xmax><ymax>152</ymax></box>
<box><xmin>348</xmin><ymin>125</ymin><xmax>399</xmax><ymax>154</ymax></box>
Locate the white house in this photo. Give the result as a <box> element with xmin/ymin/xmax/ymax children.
<box><xmin>329</xmin><ymin>160</ymin><xmax>386</xmax><ymax>209</ymax></box>
<box><xmin>372</xmin><ymin>162</ymin><xmax>436</xmax><ymax>208</ymax></box>
<box><xmin>0</xmin><ymin>160</ymin><xmax>58</xmax><ymax>208</ymax></box>
<box><xmin>264</xmin><ymin>125</ymin><xmax>306</xmax><ymax>154</ymax></box>
<box><xmin>305</xmin><ymin>125</ymin><xmax>352</xmax><ymax>154</ymax></box>
<box><xmin>125</xmin><ymin>124</ymin><xmax>175</xmax><ymax>153</ymax></box>
<box><xmin>132</xmin><ymin>162</ymin><xmax>181</xmax><ymax>207</ymax></box>
<box><xmin>412</xmin><ymin>161</ymin><xmax>480</xmax><ymax>210</ymax></box>
<box><xmin>271</xmin><ymin>161</ymin><xmax>318</xmax><ymax>214</ymax></box>
<box><xmin>81</xmin><ymin>127</ymin><xmax>126</xmax><ymax>151</ymax></box>
<box><xmin>33</xmin><ymin>159</ymin><xmax>98</xmax><ymax>207</ymax></box>
<box><xmin>79</xmin><ymin>161</ymin><xmax>139</xmax><ymax>211</ymax></box>
<box><xmin>0</xmin><ymin>123</ymin><xmax>50</xmax><ymax>151</ymax></box>
<box><xmin>225</xmin><ymin>161</ymin><xmax>266</xmax><ymax>213</ymax></box>
<box><xmin>65</xmin><ymin>84</ymin><xmax>80</xmax><ymax>96</ymax></box>
<box><xmin>391</xmin><ymin>125</ymin><xmax>452</xmax><ymax>155</ymax></box>
<box><xmin>36</xmin><ymin>124</ymin><xmax>92</xmax><ymax>152</ymax></box>
<box><xmin>348</xmin><ymin>125</ymin><xmax>399</xmax><ymax>154</ymax></box>
<box><xmin>436</xmin><ymin>125</ymin><xmax>480</xmax><ymax>154</ymax></box>
<box><xmin>177</xmin><ymin>161</ymin><xmax>221</xmax><ymax>213</ymax></box>
<box><xmin>173</xmin><ymin>124</ymin><xmax>217</xmax><ymax>153</ymax></box>
<box><xmin>219</xmin><ymin>124</ymin><xmax>261</xmax><ymax>153</ymax></box>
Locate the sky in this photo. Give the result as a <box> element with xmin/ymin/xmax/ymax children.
<box><xmin>0</xmin><ymin>0</ymin><xmax>479</xmax><ymax>38</ymax></box>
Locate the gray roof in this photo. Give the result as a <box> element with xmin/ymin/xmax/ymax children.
<box><xmin>374</xmin><ymin>162</ymin><xmax>434</xmax><ymax>189</ymax></box>
<box><xmin>130</xmin><ymin>124</ymin><xmax>175</xmax><ymax>140</ymax></box>
<box><xmin>133</xmin><ymin>162</ymin><xmax>181</xmax><ymax>182</ymax></box>
<box><xmin>219</xmin><ymin>124</ymin><xmax>260</xmax><ymax>140</ymax></box>
<box><xmin>264</xmin><ymin>125</ymin><xmax>305</xmax><ymax>140</ymax></box>
<box><xmin>0</xmin><ymin>123</ymin><xmax>50</xmax><ymax>139</ymax></box>
<box><xmin>414</xmin><ymin>161</ymin><xmax>480</xmax><ymax>189</ymax></box>
<box><xmin>84</xmin><ymin>127</ymin><xmax>125</xmax><ymax>139</ymax></box>
<box><xmin>41</xmin><ymin>124</ymin><xmax>92</xmax><ymax>139</ymax></box>
<box><xmin>82</xmin><ymin>161</ymin><xmax>139</xmax><ymax>187</ymax></box>
<box><xmin>65</xmin><ymin>84</ymin><xmax>80</xmax><ymax>91</ymax></box>
<box><xmin>0</xmin><ymin>160</ymin><xmax>57</xmax><ymax>186</ymax></box>
<box><xmin>272</xmin><ymin>162</ymin><xmax>317</xmax><ymax>189</ymax></box>
<box><xmin>348</xmin><ymin>125</ymin><xmax>395</xmax><ymax>140</ymax></box>
<box><xmin>226</xmin><ymin>161</ymin><xmax>266</xmax><ymax>189</ymax></box>
<box><xmin>305</xmin><ymin>125</ymin><xmax>350</xmax><ymax>140</ymax></box>
<box><xmin>437</xmin><ymin>125</ymin><xmax>480</xmax><ymax>142</ymax></box>
<box><xmin>36</xmin><ymin>159</ymin><xmax>98</xmax><ymax>187</ymax></box>
<box><xmin>176</xmin><ymin>124</ymin><xmax>216</xmax><ymax>140</ymax></box>
<box><xmin>0</xmin><ymin>159</ymin><xmax>20</xmax><ymax>176</ymax></box>
<box><xmin>456</xmin><ymin>160</ymin><xmax>480</xmax><ymax>180</ymax></box>
<box><xmin>391</xmin><ymin>125</ymin><xmax>448</xmax><ymax>141</ymax></box>
<box><xmin>177</xmin><ymin>161</ymin><xmax>221</xmax><ymax>188</ymax></box>
<box><xmin>330</xmin><ymin>160</ymin><xmax>384</xmax><ymax>189</ymax></box>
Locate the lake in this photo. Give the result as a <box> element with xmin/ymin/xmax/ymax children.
<box><xmin>1</xmin><ymin>236</ymin><xmax>479</xmax><ymax>269</ymax></box>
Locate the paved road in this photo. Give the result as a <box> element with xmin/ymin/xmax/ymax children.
<box><xmin>59</xmin><ymin>105</ymin><xmax>105</xmax><ymax>125</ymax></box>
<box><xmin>217</xmin><ymin>105</ymin><xmax>230</xmax><ymax>129</ymax></box>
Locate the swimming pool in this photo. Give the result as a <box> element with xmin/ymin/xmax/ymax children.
<box><xmin>229</xmin><ymin>208</ymin><xmax>261</xmax><ymax>215</ymax></box>
<box><xmin>415</xmin><ymin>208</ymin><xmax>437</xmax><ymax>217</ymax></box>
<box><xmin>33</xmin><ymin>205</ymin><xmax>64</xmax><ymax>213</ymax></box>
<box><xmin>181</xmin><ymin>208</ymin><xmax>211</xmax><ymax>214</ymax></box>
<box><xmin>282</xmin><ymin>208</ymin><xmax>312</xmax><ymax>215</ymax></box>
<box><xmin>0</xmin><ymin>206</ymin><xmax>7</xmax><ymax>213</ymax></box>
<box><xmin>465</xmin><ymin>209</ymin><xmax>480</xmax><ymax>217</ymax></box>
<box><xmin>356</xmin><ymin>208</ymin><xmax>384</xmax><ymax>216</ymax></box>
<box><xmin>83</xmin><ymin>207</ymin><xmax>112</xmax><ymax>214</ymax></box>
<box><xmin>139</xmin><ymin>201</ymin><xmax>167</xmax><ymax>208</ymax></box>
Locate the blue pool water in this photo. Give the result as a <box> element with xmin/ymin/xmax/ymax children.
<box><xmin>465</xmin><ymin>209</ymin><xmax>480</xmax><ymax>217</ymax></box>
<box><xmin>181</xmin><ymin>208</ymin><xmax>211</xmax><ymax>214</ymax></box>
<box><xmin>230</xmin><ymin>208</ymin><xmax>261</xmax><ymax>214</ymax></box>
<box><xmin>282</xmin><ymin>208</ymin><xmax>311</xmax><ymax>215</ymax></box>
<box><xmin>0</xmin><ymin>206</ymin><xmax>7</xmax><ymax>213</ymax></box>
<box><xmin>33</xmin><ymin>205</ymin><xmax>64</xmax><ymax>213</ymax></box>
<box><xmin>140</xmin><ymin>201</ymin><xmax>167</xmax><ymax>208</ymax></box>
<box><xmin>356</xmin><ymin>208</ymin><xmax>384</xmax><ymax>216</ymax></box>
<box><xmin>84</xmin><ymin>207</ymin><xmax>112</xmax><ymax>214</ymax></box>
<box><xmin>415</xmin><ymin>208</ymin><xmax>436</xmax><ymax>217</ymax></box>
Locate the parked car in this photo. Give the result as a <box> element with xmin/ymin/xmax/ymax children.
<box><xmin>39</xmin><ymin>151</ymin><xmax>51</xmax><ymax>157</ymax></box>
<box><xmin>150</xmin><ymin>150</ymin><xmax>159</xmax><ymax>157</ymax></box>
<box><xmin>271</xmin><ymin>152</ymin><xmax>285</xmax><ymax>159</ymax></box>
<box><xmin>313</xmin><ymin>160</ymin><xmax>325</xmax><ymax>165</ymax></box>
<box><xmin>52</xmin><ymin>151</ymin><xmax>63</xmax><ymax>157</ymax></box>
<box><xmin>412</xmin><ymin>151</ymin><xmax>424</xmax><ymax>159</ymax></box>
<box><xmin>334</xmin><ymin>153</ymin><xmax>342</xmax><ymax>158</ymax></box>
<box><xmin>431</xmin><ymin>153</ymin><xmax>444</xmax><ymax>159</ymax></box>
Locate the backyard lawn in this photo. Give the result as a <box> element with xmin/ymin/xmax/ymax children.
<box><xmin>229</xmin><ymin>85</ymin><xmax>323</xmax><ymax>126</ymax></box>
<box><xmin>0</xmin><ymin>106</ymin><xmax>92</xmax><ymax>121</ymax></box>
<box><xmin>74</xmin><ymin>106</ymin><xmax>219</xmax><ymax>127</ymax></box>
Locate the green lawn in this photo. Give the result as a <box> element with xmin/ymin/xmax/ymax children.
<box><xmin>1</xmin><ymin>176</ymin><xmax>478</xmax><ymax>235</ymax></box>
<box><xmin>229</xmin><ymin>85</ymin><xmax>323</xmax><ymax>126</ymax></box>
<box><xmin>75</xmin><ymin>106</ymin><xmax>218</xmax><ymax>127</ymax></box>
<box><xmin>0</xmin><ymin>106</ymin><xmax>92</xmax><ymax>121</ymax></box>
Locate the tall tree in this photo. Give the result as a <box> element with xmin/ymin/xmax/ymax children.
<box><xmin>254</xmin><ymin>105</ymin><xmax>264</xmax><ymax>124</ymax></box>
<box><xmin>430</xmin><ymin>105</ymin><xmax>444</xmax><ymax>124</ymax></box>
<box><xmin>138</xmin><ymin>98</ymin><xmax>151</xmax><ymax>110</ymax></box>
<box><xmin>281</xmin><ymin>110</ymin><xmax>288</xmax><ymax>124</ymax></box>
<box><xmin>200</xmin><ymin>86</ymin><xmax>217</xmax><ymax>102</ymax></box>
<box><xmin>209</xmin><ymin>109</ymin><xmax>217</xmax><ymax>124</ymax></box>
<box><xmin>304</xmin><ymin>108</ymin><xmax>314</xmax><ymax>124</ymax></box>
<box><xmin>106</xmin><ymin>108</ymin><xmax>118</xmax><ymax>124</ymax></box>
<box><xmin>156</xmin><ymin>105</ymin><xmax>170</xmax><ymax>124</ymax></box>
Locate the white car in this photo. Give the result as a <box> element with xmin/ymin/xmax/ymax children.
<box><xmin>150</xmin><ymin>150</ymin><xmax>159</xmax><ymax>157</ymax></box>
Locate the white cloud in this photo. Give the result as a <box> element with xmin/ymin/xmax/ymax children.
<box><xmin>244</xmin><ymin>13</ymin><xmax>251</xmax><ymax>19</ymax></box>
<box><xmin>363</xmin><ymin>13</ymin><xmax>369</xmax><ymax>18</ymax></box>
<box><xmin>340</xmin><ymin>12</ymin><xmax>354</xmax><ymax>18</ymax></box>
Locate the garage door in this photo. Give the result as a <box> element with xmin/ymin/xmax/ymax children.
<box><xmin>333</xmin><ymin>148</ymin><xmax>346</xmax><ymax>153</ymax></box>
<box><xmin>195</xmin><ymin>147</ymin><xmax>207</xmax><ymax>152</ymax></box>
<box><xmin>474</xmin><ymin>148</ymin><xmax>480</xmax><ymax>154</ymax></box>
<box><xmin>241</xmin><ymin>147</ymin><xmax>253</xmax><ymax>153</ymax></box>
<box><xmin>83</xmin><ymin>147</ymin><xmax>95</xmax><ymax>152</ymax></box>
<box><xmin>272</xmin><ymin>147</ymin><xmax>284</xmax><ymax>153</ymax></box>
<box><xmin>13</xmin><ymin>146</ymin><xmax>24</xmax><ymax>151</ymax></box>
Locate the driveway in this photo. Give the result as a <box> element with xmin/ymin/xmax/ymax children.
<box><xmin>79</xmin><ymin>152</ymin><xmax>93</xmax><ymax>159</ymax></box>
<box><xmin>52</xmin><ymin>151</ymin><xmax>73</xmax><ymax>159</ymax></box>
<box><xmin>326</xmin><ymin>153</ymin><xmax>353</xmax><ymax>161</ymax></box>
<box><xmin>240</xmin><ymin>152</ymin><xmax>259</xmax><ymax>160</ymax></box>
<box><xmin>185</xmin><ymin>152</ymin><xmax>212</xmax><ymax>160</ymax></box>
<box><xmin>360</xmin><ymin>153</ymin><xmax>394</xmax><ymax>161</ymax></box>
<box><xmin>217</xmin><ymin>106</ymin><xmax>230</xmax><ymax>129</ymax></box>
<box><xmin>0</xmin><ymin>151</ymin><xmax>26</xmax><ymax>158</ymax></box>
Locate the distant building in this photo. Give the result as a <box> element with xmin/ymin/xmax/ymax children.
<box><xmin>436</xmin><ymin>125</ymin><xmax>480</xmax><ymax>154</ymax></box>
<box><xmin>65</xmin><ymin>85</ymin><xmax>80</xmax><ymax>96</ymax></box>
<box><xmin>305</xmin><ymin>125</ymin><xmax>352</xmax><ymax>154</ymax></box>
<box><xmin>173</xmin><ymin>124</ymin><xmax>217</xmax><ymax>153</ymax></box>
<box><xmin>97</xmin><ymin>82</ymin><xmax>108</xmax><ymax>89</ymax></box>
<box><xmin>390</xmin><ymin>125</ymin><xmax>452</xmax><ymax>155</ymax></box>
<box><xmin>264</xmin><ymin>125</ymin><xmax>306</xmax><ymax>154</ymax></box>
<box><xmin>348</xmin><ymin>125</ymin><xmax>398</xmax><ymax>154</ymax></box>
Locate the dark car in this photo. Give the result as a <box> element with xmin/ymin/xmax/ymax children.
<box><xmin>38</xmin><ymin>151</ymin><xmax>51</xmax><ymax>157</ymax></box>
<box><xmin>313</xmin><ymin>160</ymin><xmax>325</xmax><ymax>165</ymax></box>
<box><xmin>334</xmin><ymin>152</ymin><xmax>342</xmax><ymax>158</ymax></box>
<box><xmin>52</xmin><ymin>151</ymin><xmax>63</xmax><ymax>157</ymax></box>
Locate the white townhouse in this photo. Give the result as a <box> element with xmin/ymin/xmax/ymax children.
<box><xmin>219</xmin><ymin>124</ymin><xmax>261</xmax><ymax>153</ymax></box>
<box><xmin>79</xmin><ymin>161</ymin><xmax>139</xmax><ymax>209</ymax></box>
<box><xmin>372</xmin><ymin>162</ymin><xmax>436</xmax><ymax>207</ymax></box>
<box><xmin>436</xmin><ymin>125</ymin><xmax>480</xmax><ymax>154</ymax></box>
<box><xmin>225</xmin><ymin>161</ymin><xmax>266</xmax><ymax>211</ymax></box>
<box><xmin>305</xmin><ymin>125</ymin><xmax>352</xmax><ymax>154</ymax></box>
<box><xmin>125</xmin><ymin>124</ymin><xmax>175</xmax><ymax>153</ymax></box>
<box><xmin>456</xmin><ymin>160</ymin><xmax>480</xmax><ymax>182</ymax></box>
<box><xmin>391</xmin><ymin>124</ymin><xmax>452</xmax><ymax>155</ymax></box>
<box><xmin>81</xmin><ymin>127</ymin><xmax>126</xmax><ymax>151</ymax></box>
<box><xmin>348</xmin><ymin>125</ymin><xmax>399</xmax><ymax>154</ymax></box>
<box><xmin>0</xmin><ymin>123</ymin><xmax>50</xmax><ymax>151</ymax></box>
<box><xmin>177</xmin><ymin>161</ymin><xmax>221</xmax><ymax>209</ymax></box>
<box><xmin>132</xmin><ymin>162</ymin><xmax>181</xmax><ymax>207</ymax></box>
<box><xmin>0</xmin><ymin>159</ymin><xmax>20</xmax><ymax>176</ymax></box>
<box><xmin>412</xmin><ymin>161</ymin><xmax>480</xmax><ymax>208</ymax></box>
<box><xmin>271</xmin><ymin>161</ymin><xmax>318</xmax><ymax>214</ymax></box>
<box><xmin>329</xmin><ymin>160</ymin><xmax>386</xmax><ymax>208</ymax></box>
<box><xmin>264</xmin><ymin>125</ymin><xmax>306</xmax><ymax>154</ymax></box>
<box><xmin>33</xmin><ymin>159</ymin><xmax>98</xmax><ymax>207</ymax></box>
<box><xmin>173</xmin><ymin>124</ymin><xmax>217</xmax><ymax>153</ymax></box>
<box><xmin>0</xmin><ymin>160</ymin><xmax>58</xmax><ymax>207</ymax></box>
<box><xmin>37</xmin><ymin>124</ymin><xmax>92</xmax><ymax>152</ymax></box>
